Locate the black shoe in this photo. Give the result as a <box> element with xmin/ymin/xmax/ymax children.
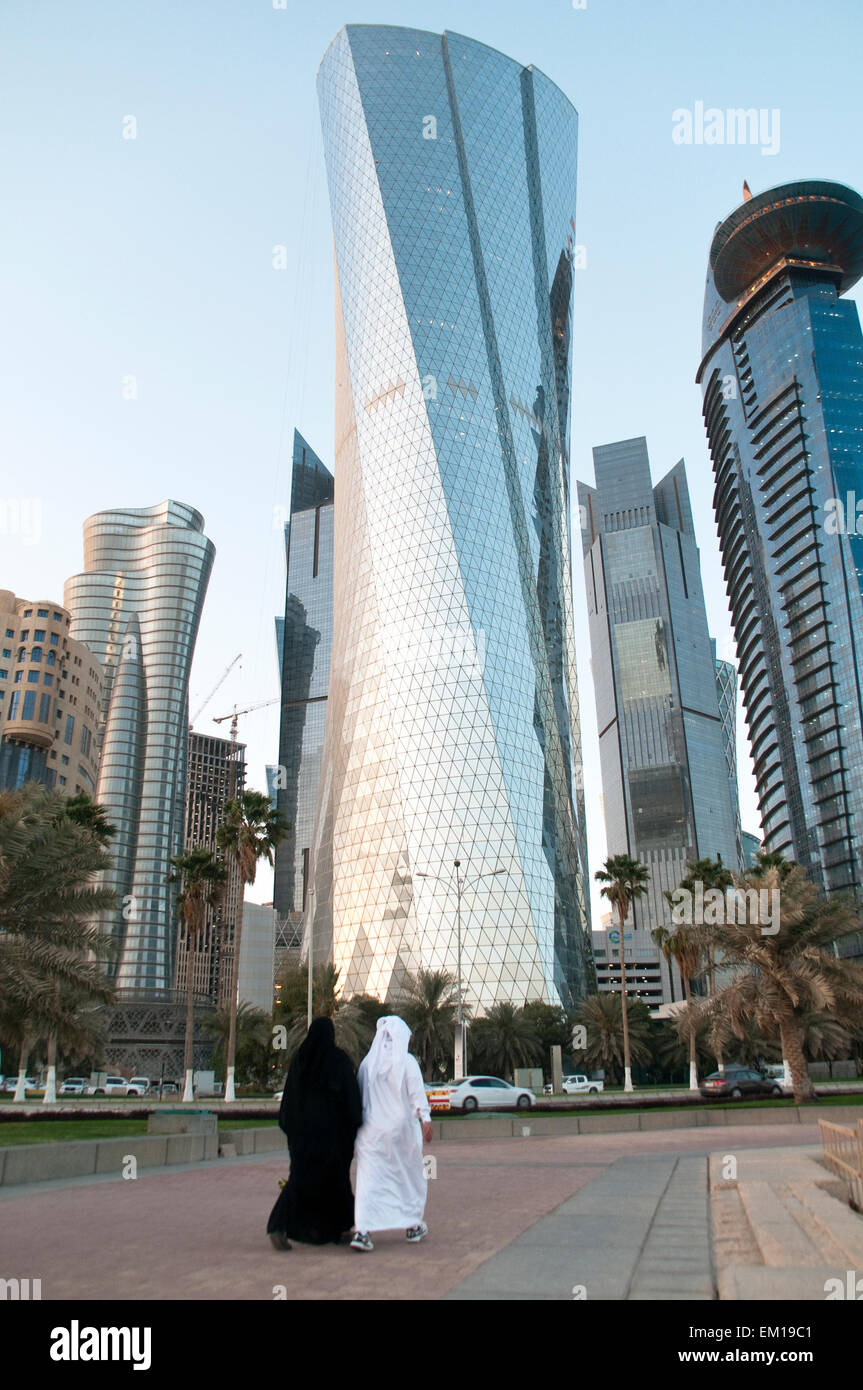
<box><xmin>269</xmin><ymin>1231</ymin><xmax>292</xmax><ymax>1251</ymax></box>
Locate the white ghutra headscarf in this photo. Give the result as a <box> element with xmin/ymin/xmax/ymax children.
<box><xmin>363</xmin><ymin>1015</ymin><xmax>412</xmax><ymax>1093</ymax></box>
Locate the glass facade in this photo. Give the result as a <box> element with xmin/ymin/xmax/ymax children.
<box><xmin>578</xmin><ymin>438</ymin><xmax>742</xmax><ymax>1003</ymax></box>
<box><xmin>714</xmin><ymin>646</ymin><xmax>746</xmax><ymax>868</ymax></box>
<box><xmin>698</xmin><ymin>180</ymin><xmax>863</xmax><ymax>957</ymax></box>
<box><xmin>65</xmin><ymin>501</ymin><xmax>215</xmax><ymax>991</ymax></box>
<box><xmin>313</xmin><ymin>25</ymin><xmax>593</xmax><ymax>1009</ymax></box>
<box><xmin>273</xmin><ymin>430</ymin><xmax>334</xmax><ymax>936</ymax></box>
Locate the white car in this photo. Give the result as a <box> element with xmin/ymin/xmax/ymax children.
<box><xmin>59</xmin><ymin>1077</ymin><xmax>88</xmax><ymax>1095</ymax></box>
<box><xmin>561</xmin><ymin>1074</ymin><xmax>604</xmax><ymax>1095</ymax></box>
<box><xmin>87</xmin><ymin>1076</ymin><xmax>138</xmax><ymax>1096</ymax></box>
<box><xmin>3</xmin><ymin>1076</ymin><xmax>38</xmax><ymax>1093</ymax></box>
<box><xmin>448</xmin><ymin>1075</ymin><xmax>535</xmax><ymax>1113</ymax></box>
<box><xmin>127</xmin><ymin>1077</ymin><xmax>150</xmax><ymax>1096</ymax></box>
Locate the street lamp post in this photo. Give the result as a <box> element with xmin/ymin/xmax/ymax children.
<box><xmin>306</xmin><ymin>883</ymin><xmax>316</xmax><ymax>1030</ymax></box>
<box><xmin>417</xmin><ymin>860</ymin><xmax>506</xmax><ymax>1079</ymax></box>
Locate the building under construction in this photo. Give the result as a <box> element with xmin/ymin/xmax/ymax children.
<box><xmin>174</xmin><ymin>730</ymin><xmax>246</xmax><ymax>1006</ymax></box>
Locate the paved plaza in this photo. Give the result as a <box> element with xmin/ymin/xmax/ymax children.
<box><xmin>5</xmin><ymin>1121</ymin><xmax>858</xmax><ymax>1301</ymax></box>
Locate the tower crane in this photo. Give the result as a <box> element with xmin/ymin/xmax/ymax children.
<box><xmin>190</xmin><ymin>653</ymin><xmax>242</xmax><ymax>726</ymax></box>
<box><xmin>212</xmin><ymin>696</ymin><xmax>280</xmax><ymax>744</ymax></box>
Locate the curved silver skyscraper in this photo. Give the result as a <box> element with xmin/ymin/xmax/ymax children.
<box><xmin>65</xmin><ymin>501</ymin><xmax>215</xmax><ymax>992</ymax></box>
<box><xmin>698</xmin><ymin>180</ymin><xmax>863</xmax><ymax>951</ymax></box>
<box><xmin>313</xmin><ymin>26</ymin><xmax>593</xmax><ymax>1008</ymax></box>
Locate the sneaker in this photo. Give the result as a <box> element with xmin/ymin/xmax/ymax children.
<box><xmin>350</xmin><ymin>1231</ymin><xmax>374</xmax><ymax>1252</ymax></box>
<box><xmin>406</xmin><ymin>1222</ymin><xmax>428</xmax><ymax>1243</ymax></box>
<box><xmin>269</xmin><ymin>1231</ymin><xmax>292</xmax><ymax>1251</ymax></box>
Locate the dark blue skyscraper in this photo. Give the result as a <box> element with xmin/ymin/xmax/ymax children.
<box><xmin>579</xmin><ymin>439</ymin><xmax>741</xmax><ymax>1001</ymax></box>
<box><xmin>273</xmin><ymin>432</ymin><xmax>334</xmax><ymax>937</ymax></box>
<box><xmin>698</xmin><ymin>180</ymin><xmax>863</xmax><ymax>954</ymax></box>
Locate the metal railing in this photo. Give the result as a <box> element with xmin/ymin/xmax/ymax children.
<box><xmin>819</xmin><ymin>1118</ymin><xmax>863</xmax><ymax>1211</ymax></box>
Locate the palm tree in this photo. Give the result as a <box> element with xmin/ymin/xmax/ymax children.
<box><xmin>41</xmin><ymin>794</ymin><xmax>118</xmax><ymax>1104</ymax></box>
<box><xmin>401</xmin><ymin>969</ymin><xmax>462</xmax><ymax>1080</ymax></box>
<box><xmin>571</xmin><ymin>993</ymin><xmax>653</xmax><ymax>1085</ymax></box>
<box><xmin>651</xmin><ymin>921</ymin><xmax>704</xmax><ymax>1091</ymax></box>
<box><xmin>0</xmin><ymin>784</ymin><xmax>117</xmax><ymax>1102</ymax></box>
<box><xmin>469</xmin><ymin>1003</ymin><xmax>542</xmax><ymax>1081</ymax></box>
<box><xmin>694</xmin><ymin>865</ymin><xmax>863</xmax><ymax>1103</ymax></box>
<box><xmin>217</xmin><ymin>791</ymin><xmax>287</xmax><ymax>1102</ymax></box>
<box><xmin>63</xmin><ymin>793</ymin><xmax>117</xmax><ymax>846</ymax></box>
<box><xmin>168</xmin><ymin>846</ymin><xmax>228</xmax><ymax>1102</ymax></box>
<box><xmin>202</xmin><ymin>1000</ymin><xmax>272</xmax><ymax>1090</ymax></box>
<box><xmin>595</xmin><ymin>854</ymin><xmax>650</xmax><ymax>1092</ymax></box>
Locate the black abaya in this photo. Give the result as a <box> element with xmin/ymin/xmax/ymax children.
<box><xmin>266</xmin><ymin>1017</ymin><xmax>363</xmax><ymax>1244</ymax></box>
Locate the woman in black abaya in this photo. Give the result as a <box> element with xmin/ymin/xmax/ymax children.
<box><xmin>267</xmin><ymin>1016</ymin><xmax>363</xmax><ymax>1250</ymax></box>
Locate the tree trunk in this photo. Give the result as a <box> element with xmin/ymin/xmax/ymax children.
<box><xmin>708</xmin><ymin>945</ymin><xmax>724</xmax><ymax>1071</ymax></box>
<box><xmin>683</xmin><ymin>977</ymin><xmax>698</xmax><ymax>1090</ymax></box>
<box><xmin>779</xmin><ymin>1016</ymin><xmax>815</xmax><ymax>1103</ymax></box>
<box><xmin>13</xmin><ymin>1037</ymin><xmax>31</xmax><ymax>1104</ymax></box>
<box><xmin>224</xmin><ymin>885</ymin><xmax>245</xmax><ymax>1103</ymax></box>
<box><xmin>618</xmin><ymin>907</ymin><xmax>633</xmax><ymax>1092</ymax></box>
<box><xmin>182</xmin><ymin>924</ymin><xmax>196</xmax><ymax>1104</ymax></box>
<box><xmin>43</xmin><ymin>1033</ymin><xmax>58</xmax><ymax>1105</ymax></box>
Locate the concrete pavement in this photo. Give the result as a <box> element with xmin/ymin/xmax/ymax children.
<box><xmin>5</xmin><ymin>1122</ymin><xmax>843</xmax><ymax>1301</ymax></box>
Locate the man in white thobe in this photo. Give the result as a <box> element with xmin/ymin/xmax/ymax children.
<box><xmin>350</xmin><ymin>1016</ymin><xmax>432</xmax><ymax>1252</ymax></box>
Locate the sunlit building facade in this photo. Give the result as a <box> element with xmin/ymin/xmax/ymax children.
<box><xmin>312</xmin><ymin>25</ymin><xmax>593</xmax><ymax>1009</ymax></box>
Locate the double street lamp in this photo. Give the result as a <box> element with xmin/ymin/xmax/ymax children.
<box><xmin>416</xmin><ymin>860</ymin><xmax>506</xmax><ymax>1079</ymax></box>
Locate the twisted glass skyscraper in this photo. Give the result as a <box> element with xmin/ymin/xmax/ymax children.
<box><xmin>312</xmin><ymin>25</ymin><xmax>592</xmax><ymax>1008</ymax></box>
<box><xmin>698</xmin><ymin>180</ymin><xmax>863</xmax><ymax>953</ymax></box>
<box><xmin>65</xmin><ymin>501</ymin><xmax>215</xmax><ymax>992</ymax></box>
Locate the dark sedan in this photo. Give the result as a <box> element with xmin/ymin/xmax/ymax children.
<box><xmin>699</xmin><ymin>1066</ymin><xmax>784</xmax><ymax>1101</ymax></box>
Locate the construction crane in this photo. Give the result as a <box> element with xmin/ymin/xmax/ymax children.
<box><xmin>190</xmin><ymin>653</ymin><xmax>242</xmax><ymax>726</ymax></box>
<box><xmin>212</xmin><ymin>696</ymin><xmax>280</xmax><ymax>744</ymax></box>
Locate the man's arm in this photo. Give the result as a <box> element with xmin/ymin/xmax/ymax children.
<box><xmin>405</xmin><ymin>1055</ymin><xmax>433</xmax><ymax>1142</ymax></box>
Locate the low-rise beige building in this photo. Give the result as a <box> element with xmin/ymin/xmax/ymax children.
<box><xmin>0</xmin><ymin>589</ymin><xmax>103</xmax><ymax>795</ymax></box>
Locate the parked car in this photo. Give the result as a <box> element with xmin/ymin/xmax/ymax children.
<box><xmin>763</xmin><ymin>1063</ymin><xmax>787</xmax><ymax>1081</ymax></box>
<box><xmin>699</xmin><ymin>1065</ymin><xmax>784</xmax><ymax>1100</ymax></box>
<box><xmin>562</xmin><ymin>1074</ymin><xmax>604</xmax><ymax>1095</ymax></box>
<box><xmin>59</xmin><ymin>1077</ymin><xmax>87</xmax><ymax>1095</ymax></box>
<box><xmin>448</xmin><ymin>1076</ymin><xmax>535</xmax><ymax>1113</ymax></box>
<box><xmin>3</xmin><ymin>1076</ymin><xmax>38</xmax><ymax>1093</ymax></box>
<box><xmin>126</xmin><ymin>1077</ymin><xmax>150</xmax><ymax>1096</ymax></box>
<box><xmin>86</xmin><ymin>1076</ymin><xmax>138</xmax><ymax>1097</ymax></box>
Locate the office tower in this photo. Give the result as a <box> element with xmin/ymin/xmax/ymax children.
<box><xmin>238</xmin><ymin>902</ymin><xmax>278</xmax><ymax>1014</ymax></box>
<box><xmin>698</xmin><ymin>179</ymin><xmax>863</xmax><ymax>955</ymax></box>
<box><xmin>578</xmin><ymin>438</ymin><xmax>741</xmax><ymax>1003</ymax></box>
<box><xmin>273</xmin><ymin>431</ymin><xmax>334</xmax><ymax>948</ymax></box>
<box><xmin>174</xmin><ymin>730</ymin><xmax>246</xmax><ymax>1005</ymax></box>
<box><xmin>313</xmin><ymin>25</ymin><xmax>592</xmax><ymax>1009</ymax></box>
<box><xmin>713</xmin><ymin>644</ymin><xmax>746</xmax><ymax>868</ymax></box>
<box><xmin>65</xmin><ymin>501</ymin><xmax>215</xmax><ymax>993</ymax></box>
<box><xmin>591</xmin><ymin>918</ymin><xmax>665</xmax><ymax>1011</ymax></box>
<box><xmin>0</xmin><ymin>590</ymin><xmax>102</xmax><ymax>795</ymax></box>
<box><xmin>742</xmin><ymin>831</ymin><xmax>762</xmax><ymax>869</ymax></box>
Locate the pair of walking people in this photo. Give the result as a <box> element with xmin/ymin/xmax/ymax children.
<box><xmin>267</xmin><ymin>1014</ymin><xmax>432</xmax><ymax>1253</ymax></box>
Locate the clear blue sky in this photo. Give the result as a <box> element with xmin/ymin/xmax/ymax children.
<box><xmin>2</xmin><ymin>0</ymin><xmax>862</xmax><ymax>919</ymax></box>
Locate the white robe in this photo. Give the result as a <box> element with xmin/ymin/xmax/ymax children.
<box><xmin>354</xmin><ymin>1049</ymin><xmax>431</xmax><ymax>1232</ymax></box>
